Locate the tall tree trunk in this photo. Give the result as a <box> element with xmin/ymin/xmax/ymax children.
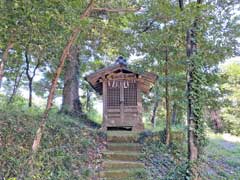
<box><xmin>0</xmin><ymin>40</ymin><xmax>14</xmax><ymax>88</ymax></box>
<box><xmin>165</xmin><ymin>47</ymin><xmax>171</xmax><ymax>145</ymax></box>
<box><xmin>186</xmin><ymin>0</ymin><xmax>203</xmax><ymax>162</ymax></box>
<box><xmin>61</xmin><ymin>45</ymin><xmax>82</xmax><ymax>116</ymax></box>
<box><xmin>151</xmin><ymin>99</ymin><xmax>160</xmax><ymax>128</ymax></box>
<box><xmin>171</xmin><ymin>102</ymin><xmax>177</xmax><ymax>124</ymax></box>
<box><xmin>186</xmin><ymin>23</ymin><xmax>199</xmax><ymax>180</ymax></box>
<box><xmin>185</xmin><ymin>0</ymin><xmax>203</xmax><ymax>179</ymax></box>
<box><xmin>178</xmin><ymin>1</ymin><xmax>203</xmax><ymax>179</ymax></box>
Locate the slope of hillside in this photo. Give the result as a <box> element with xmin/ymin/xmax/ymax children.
<box><xmin>0</xmin><ymin>98</ymin><xmax>106</xmax><ymax>180</ymax></box>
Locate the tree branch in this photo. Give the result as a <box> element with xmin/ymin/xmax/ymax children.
<box><xmin>25</xmin><ymin>50</ymin><xmax>31</xmax><ymax>80</ymax></box>
<box><xmin>32</xmin><ymin>59</ymin><xmax>41</xmax><ymax>78</ymax></box>
<box><xmin>80</xmin><ymin>0</ymin><xmax>95</xmax><ymax>18</ymax></box>
<box><xmin>92</xmin><ymin>7</ymin><xmax>140</xmax><ymax>13</ymax></box>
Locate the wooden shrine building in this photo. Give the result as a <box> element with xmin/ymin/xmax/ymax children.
<box><xmin>85</xmin><ymin>57</ymin><xmax>157</xmax><ymax>131</ymax></box>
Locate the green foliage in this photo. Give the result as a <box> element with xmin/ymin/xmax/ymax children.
<box><xmin>190</xmin><ymin>54</ymin><xmax>209</xmax><ymax>151</ymax></box>
<box><xmin>86</xmin><ymin>108</ymin><xmax>102</xmax><ymax>125</ymax></box>
<box><xmin>220</xmin><ymin>62</ymin><xmax>240</xmax><ymax>136</ymax></box>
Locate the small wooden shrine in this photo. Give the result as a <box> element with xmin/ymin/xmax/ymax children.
<box><xmin>85</xmin><ymin>57</ymin><xmax>157</xmax><ymax>131</ymax></box>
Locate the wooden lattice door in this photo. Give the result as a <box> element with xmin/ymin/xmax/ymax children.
<box><xmin>107</xmin><ymin>80</ymin><xmax>138</xmax><ymax>124</ymax></box>
<box><xmin>123</xmin><ymin>81</ymin><xmax>138</xmax><ymax>122</ymax></box>
<box><xmin>107</xmin><ymin>80</ymin><xmax>121</xmax><ymax>123</ymax></box>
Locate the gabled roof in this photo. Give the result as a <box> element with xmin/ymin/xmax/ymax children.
<box><xmin>85</xmin><ymin>59</ymin><xmax>158</xmax><ymax>95</ymax></box>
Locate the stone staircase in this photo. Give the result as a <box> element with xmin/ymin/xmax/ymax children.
<box><xmin>99</xmin><ymin>131</ymin><xmax>145</xmax><ymax>180</ymax></box>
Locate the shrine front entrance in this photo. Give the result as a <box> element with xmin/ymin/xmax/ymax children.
<box><xmin>105</xmin><ymin>79</ymin><xmax>139</xmax><ymax>130</ymax></box>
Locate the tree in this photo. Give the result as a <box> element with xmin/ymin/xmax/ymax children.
<box><xmin>61</xmin><ymin>45</ymin><xmax>82</xmax><ymax>116</ymax></box>
<box><xmin>164</xmin><ymin>47</ymin><xmax>171</xmax><ymax>145</ymax></box>
<box><xmin>179</xmin><ymin>0</ymin><xmax>205</xmax><ymax>178</ymax></box>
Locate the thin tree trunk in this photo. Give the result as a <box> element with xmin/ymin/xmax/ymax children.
<box><xmin>165</xmin><ymin>47</ymin><xmax>171</xmax><ymax>145</ymax></box>
<box><xmin>61</xmin><ymin>45</ymin><xmax>82</xmax><ymax>116</ymax></box>
<box><xmin>8</xmin><ymin>68</ymin><xmax>25</xmax><ymax>104</ymax></box>
<box><xmin>171</xmin><ymin>102</ymin><xmax>177</xmax><ymax>124</ymax></box>
<box><xmin>86</xmin><ymin>89</ymin><xmax>91</xmax><ymax>111</ymax></box>
<box><xmin>29</xmin><ymin>80</ymin><xmax>33</xmax><ymax>107</ymax></box>
<box><xmin>151</xmin><ymin>99</ymin><xmax>160</xmax><ymax>128</ymax></box>
<box><xmin>0</xmin><ymin>40</ymin><xmax>14</xmax><ymax>88</ymax></box>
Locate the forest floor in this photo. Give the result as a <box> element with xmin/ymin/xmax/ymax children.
<box><xmin>202</xmin><ymin>132</ymin><xmax>240</xmax><ymax>179</ymax></box>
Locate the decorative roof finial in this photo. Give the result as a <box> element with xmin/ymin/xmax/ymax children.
<box><xmin>115</xmin><ymin>56</ymin><xmax>127</xmax><ymax>66</ymax></box>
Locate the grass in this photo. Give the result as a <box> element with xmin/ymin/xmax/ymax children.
<box><xmin>202</xmin><ymin>131</ymin><xmax>240</xmax><ymax>179</ymax></box>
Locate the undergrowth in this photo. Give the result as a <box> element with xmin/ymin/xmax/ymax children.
<box><xmin>140</xmin><ymin>130</ymin><xmax>188</xmax><ymax>180</ymax></box>
<box><xmin>0</xmin><ymin>96</ymin><xmax>105</xmax><ymax>180</ymax></box>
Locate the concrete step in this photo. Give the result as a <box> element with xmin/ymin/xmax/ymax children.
<box><xmin>103</xmin><ymin>160</ymin><xmax>145</xmax><ymax>170</ymax></box>
<box><xmin>107</xmin><ymin>143</ymin><xmax>142</xmax><ymax>152</ymax></box>
<box><xmin>99</xmin><ymin>168</ymin><xmax>145</xmax><ymax>179</ymax></box>
<box><xmin>103</xmin><ymin>151</ymin><xmax>143</xmax><ymax>161</ymax></box>
<box><xmin>107</xmin><ymin>131</ymin><xmax>140</xmax><ymax>143</ymax></box>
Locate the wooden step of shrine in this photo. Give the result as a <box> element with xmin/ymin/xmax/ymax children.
<box><xmin>99</xmin><ymin>131</ymin><xmax>146</xmax><ymax>180</ymax></box>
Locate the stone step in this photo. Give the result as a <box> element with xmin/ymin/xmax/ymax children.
<box><xmin>99</xmin><ymin>169</ymin><xmax>145</xmax><ymax>179</ymax></box>
<box><xmin>103</xmin><ymin>151</ymin><xmax>143</xmax><ymax>161</ymax></box>
<box><xmin>107</xmin><ymin>132</ymin><xmax>140</xmax><ymax>143</ymax></box>
<box><xmin>103</xmin><ymin>160</ymin><xmax>145</xmax><ymax>170</ymax></box>
<box><xmin>107</xmin><ymin>143</ymin><xmax>142</xmax><ymax>152</ymax></box>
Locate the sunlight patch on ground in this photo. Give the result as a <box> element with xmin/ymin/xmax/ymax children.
<box><xmin>208</xmin><ymin>131</ymin><xmax>240</xmax><ymax>143</ymax></box>
<box><xmin>222</xmin><ymin>133</ymin><xmax>240</xmax><ymax>143</ymax></box>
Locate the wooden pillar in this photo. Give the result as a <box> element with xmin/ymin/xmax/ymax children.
<box><xmin>120</xmin><ymin>81</ymin><xmax>124</xmax><ymax>124</ymax></box>
<box><xmin>102</xmin><ymin>80</ymin><xmax>107</xmax><ymax>130</ymax></box>
<box><xmin>136</xmin><ymin>81</ymin><xmax>144</xmax><ymax>131</ymax></box>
